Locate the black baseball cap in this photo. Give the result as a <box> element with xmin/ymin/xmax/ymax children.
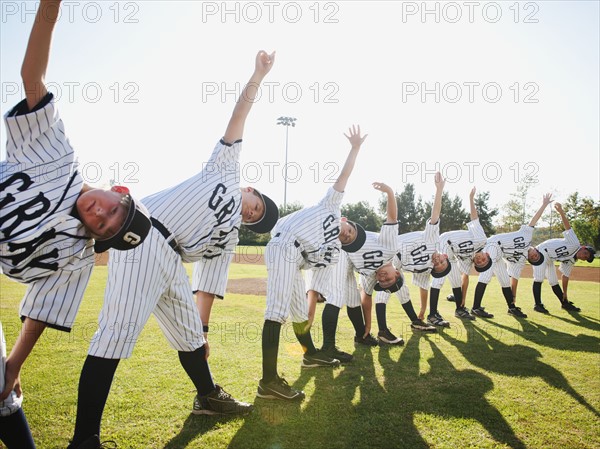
<box><xmin>474</xmin><ymin>250</ymin><xmax>493</xmax><ymax>273</ymax></box>
<box><xmin>243</xmin><ymin>190</ymin><xmax>279</xmax><ymax>234</ymax></box>
<box><xmin>374</xmin><ymin>273</ymin><xmax>404</xmax><ymax>294</ymax></box>
<box><xmin>341</xmin><ymin>221</ymin><xmax>367</xmax><ymax>253</ymax></box>
<box><xmin>430</xmin><ymin>258</ymin><xmax>451</xmax><ymax>278</ymax></box>
<box><xmin>582</xmin><ymin>245</ymin><xmax>596</xmax><ymax>263</ymax></box>
<box><xmin>94</xmin><ymin>196</ymin><xmax>151</xmax><ymax>253</ymax></box>
<box><xmin>528</xmin><ymin>248</ymin><xmax>545</xmax><ymax>266</ymax></box>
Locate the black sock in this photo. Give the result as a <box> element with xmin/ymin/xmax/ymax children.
<box><xmin>473</xmin><ymin>282</ymin><xmax>487</xmax><ymax>309</ymax></box>
<box><xmin>347</xmin><ymin>305</ymin><xmax>365</xmax><ymax>337</ymax></box>
<box><xmin>72</xmin><ymin>356</ymin><xmax>120</xmax><ymax>445</ymax></box>
<box><xmin>0</xmin><ymin>408</ymin><xmax>35</xmax><ymax>449</ymax></box>
<box><xmin>429</xmin><ymin>288</ymin><xmax>440</xmax><ymax>315</ymax></box>
<box><xmin>262</xmin><ymin>320</ymin><xmax>281</xmax><ymax>383</ymax></box>
<box><xmin>533</xmin><ymin>281</ymin><xmax>543</xmax><ymax>305</ymax></box>
<box><xmin>293</xmin><ymin>321</ymin><xmax>317</xmax><ymax>354</ymax></box>
<box><xmin>322</xmin><ymin>304</ymin><xmax>340</xmax><ymax>349</ymax></box>
<box><xmin>376</xmin><ymin>303</ymin><xmax>388</xmax><ymax>331</ymax></box>
<box><xmin>551</xmin><ymin>284</ymin><xmax>565</xmax><ymax>303</ymax></box>
<box><xmin>401</xmin><ymin>301</ymin><xmax>419</xmax><ymax>322</ymax></box>
<box><xmin>178</xmin><ymin>346</ymin><xmax>215</xmax><ymax>396</ymax></box>
<box><xmin>452</xmin><ymin>287</ymin><xmax>463</xmax><ymax>310</ymax></box>
<box><xmin>501</xmin><ymin>287</ymin><xmax>515</xmax><ymax>307</ymax></box>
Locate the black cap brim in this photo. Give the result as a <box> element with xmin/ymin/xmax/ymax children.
<box><xmin>374</xmin><ymin>274</ymin><xmax>404</xmax><ymax>294</ymax></box>
<box><xmin>94</xmin><ymin>197</ymin><xmax>151</xmax><ymax>253</ymax></box>
<box><xmin>474</xmin><ymin>257</ymin><xmax>493</xmax><ymax>273</ymax></box>
<box><xmin>431</xmin><ymin>260</ymin><xmax>451</xmax><ymax>278</ymax></box>
<box><xmin>341</xmin><ymin>221</ymin><xmax>367</xmax><ymax>253</ymax></box>
<box><xmin>243</xmin><ymin>191</ymin><xmax>279</xmax><ymax>234</ymax></box>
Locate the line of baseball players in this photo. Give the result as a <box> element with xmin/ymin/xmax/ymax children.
<box><xmin>1</xmin><ymin>1</ymin><xmax>596</xmax><ymax>447</ymax></box>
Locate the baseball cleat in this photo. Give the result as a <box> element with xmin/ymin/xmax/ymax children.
<box><xmin>320</xmin><ymin>345</ymin><xmax>353</xmax><ymax>363</ymax></box>
<box><xmin>446</xmin><ymin>294</ymin><xmax>456</xmax><ymax>302</ymax></box>
<box><xmin>410</xmin><ymin>319</ymin><xmax>437</xmax><ymax>332</ymax></box>
<box><xmin>508</xmin><ymin>306</ymin><xmax>528</xmax><ymax>318</ymax></box>
<box><xmin>66</xmin><ymin>435</ymin><xmax>117</xmax><ymax>449</ymax></box>
<box><xmin>193</xmin><ymin>384</ymin><xmax>253</xmax><ymax>415</ymax></box>
<box><xmin>377</xmin><ymin>328</ymin><xmax>404</xmax><ymax>345</ymax></box>
<box><xmin>534</xmin><ymin>303</ymin><xmax>550</xmax><ymax>314</ymax></box>
<box><xmin>561</xmin><ymin>301</ymin><xmax>581</xmax><ymax>312</ymax></box>
<box><xmin>471</xmin><ymin>307</ymin><xmax>494</xmax><ymax>318</ymax></box>
<box><xmin>455</xmin><ymin>307</ymin><xmax>476</xmax><ymax>320</ymax></box>
<box><xmin>427</xmin><ymin>313</ymin><xmax>451</xmax><ymax>327</ymax></box>
<box><xmin>354</xmin><ymin>333</ymin><xmax>379</xmax><ymax>347</ymax></box>
<box><xmin>257</xmin><ymin>376</ymin><xmax>305</xmax><ymax>401</ymax></box>
<box><xmin>301</xmin><ymin>350</ymin><xmax>341</xmax><ymax>368</ymax></box>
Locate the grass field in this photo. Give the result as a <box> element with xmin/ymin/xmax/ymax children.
<box><xmin>1</xmin><ymin>263</ymin><xmax>599</xmax><ymax>449</ymax></box>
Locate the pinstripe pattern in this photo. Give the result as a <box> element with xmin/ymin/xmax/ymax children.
<box><xmin>533</xmin><ymin>229</ymin><xmax>581</xmax><ymax>283</ymax></box>
<box><xmin>477</xmin><ymin>243</ymin><xmax>511</xmax><ymax>287</ymax></box>
<box><xmin>431</xmin><ymin>219</ymin><xmax>487</xmax><ymax>289</ymax></box>
<box><xmin>264</xmin><ymin>187</ymin><xmax>343</xmax><ymax>323</ymax></box>
<box><xmin>395</xmin><ymin>220</ymin><xmax>440</xmax><ymax>274</ymax></box>
<box><xmin>1</xmin><ymin>97</ymin><xmax>95</xmax><ymax>331</ymax></box>
<box><xmin>89</xmin><ymin>140</ymin><xmax>243</xmax><ymax>359</ymax></box>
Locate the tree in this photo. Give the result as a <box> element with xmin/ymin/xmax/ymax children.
<box><xmin>498</xmin><ymin>178</ymin><xmax>538</xmax><ymax>232</ymax></box>
<box><xmin>423</xmin><ymin>192</ymin><xmax>468</xmax><ymax>233</ymax></box>
<box><xmin>341</xmin><ymin>201</ymin><xmax>383</xmax><ymax>232</ymax></box>
<box><xmin>563</xmin><ymin>193</ymin><xmax>600</xmax><ymax>249</ymax></box>
<box><xmin>380</xmin><ymin>183</ymin><xmax>425</xmax><ymax>233</ymax></box>
<box><xmin>474</xmin><ymin>191</ymin><xmax>498</xmax><ymax>236</ymax></box>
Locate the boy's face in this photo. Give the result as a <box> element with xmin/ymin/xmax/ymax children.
<box><xmin>240</xmin><ymin>187</ymin><xmax>265</xmax><ymax>224</ymax></box>
<box><xmin>473</xmin><ymin>251</ymin><xmax>490</xmax><ymax>268</ymax></box>
<box><xmin>338</xmin><ymin>220</ymin><xmax>357</xmax><ymax>245</ymax></box>
<box><xmin>576</xmin><ymin>247</ymin><xmax>592</xmax><ymax>261</ymax></box>
<box><xmin>375</xmin><ymin>263</ymin><xmax>401</xmax><ymax>289</ymax></box>
<box><xmin>76</xmin><ymin>188</ymin><xmax>129</xmax><ymax>239</ymax></box>
<box><xmin>527</xmin><ymin>247</ymin><xmax>541</xmax><ymax>263</ymax></box>
<box><xmin>431</xmin><ymin>252</ymin><xmax>449</xmax><ymax>274</ymax></box>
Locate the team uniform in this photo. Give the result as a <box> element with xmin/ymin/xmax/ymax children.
<box><xmin>533</xmin><ymin>229</ymin><xmax>581</xmax><ymax>286</ymax></box>
<box><xmin>89</xmin><ymin>139</ymin><xmax>242</xmax><ymax>358</ymax></box>
<box><xmin>0</xmin><ymin>94</ymin><xmax>95</xmax><ymax>331</ymax></box>
<box><xmin>374</xmin><ymin>220</ymin><xmax>440</xmax><ymax>306</ymax></box>
<box><xmin>264</xmin><ymin>187</ymin><xmax>343</xmax><ymax>324</ymax></box>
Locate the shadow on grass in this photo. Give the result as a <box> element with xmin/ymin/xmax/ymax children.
<box><xmin>379</xmin><ymin>333</ymin><xmax>527</xmax><ymax>449</ymax></box>
<box><xmin>163</xmin><ymin>413</ymin><xmax>232</xmax><ymax>449</ymax></box>
<box><xmin>489</xmin><ymin>319</ymin><xmax>600</xmax><ymax>353</ymax></box>
<box><xmin>551</xmin><ymin>311</ymin><xmax>600</xmax><ymax>332</ymax></box>
<box><xmin>442</xmin><ymin>324</ymin><xmax>600</xmax><ymax>418</ymax></box>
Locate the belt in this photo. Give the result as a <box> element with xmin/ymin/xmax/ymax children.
<box><xmin>151</xmin><ymin>217</ymin><xmax>181</xmax><ymax>254</ymax></box>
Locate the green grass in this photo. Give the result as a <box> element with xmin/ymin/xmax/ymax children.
<box><xmin>1</xmin><ymin>265</ymin><xmax>599</xmax><ymax>449</ymax></box>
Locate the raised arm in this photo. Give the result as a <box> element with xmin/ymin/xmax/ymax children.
<box><xmin>430</xmin><ymin>172</ymin><xmax>445</xmax><ymax>225</ymax></box>
<box><xmin>222</xmin><ymin>50</ymin><xmax>275</xmax><ymax>144</ymax></box>
<box><xmin>554</xmin><ymin>202</ymin><xmax>571</xmax><ymax>230</ymax></box>
<box><xmin>373</xmin><ymin>182</ymin><xmax>397</xmax><ymax>224</ymax></box>
<box><xmin>528</xmin><ymin>193</ymin><xmax>553</xmax><ymax>227</ymax></box>
<box><xmin>21</xmin><ymin>0</ymin><xmax>62</xmax><ymax>110</ymax></box>
<box><xmin>333</xmin><ymin>125</ymin><xmax>367</xmax><ymax>193</ymax></box>
<box><xmin>469</xmin><ymin>187</ymin><xmax>478</xmax><ymax>221</ymax></box>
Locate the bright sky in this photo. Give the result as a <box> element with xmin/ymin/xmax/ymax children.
<box><xmin>2</xmin><ymin>1</ymin><xmax>599</xmax><ymax>218</ymax></box>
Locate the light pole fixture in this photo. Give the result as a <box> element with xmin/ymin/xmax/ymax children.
<box><xmin>276</xmin><ymin>116</ymin><xmax>297</xmax><ymax>212</ymax></box>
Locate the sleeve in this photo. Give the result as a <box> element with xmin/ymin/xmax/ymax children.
<box><xmin>563</xmin><ymin>229</ymin><xmax>581</xmax><ymax>248</ymax></box>
<box><xmin>318</xmin><ymin>187</ymin><xmax>344</xmax><ymax>213</ymax></box>
<box><xmin>520</xmin><ymin>225</ymin><xmax>534</xmax><ymax>244</ymax></box>
<box><xmin>379</xmin><ymin>223</ymin><xmax>399</xmax><ymax>250</ymax></box>
<box><xmin>204</xmin><ymin>139</ymin><xmax>242</xmax><ymax>174</ymax></box>
<box><xmin>18</xmin><ymin>262</ymin><xmax>94</xmax><ymax>331</ymax></box>
<box><xmin>559</xmin><ymin>261</ymin><xmax>575</xmax><ymax>277</ymax></box>
<box><xmin>4</xmin><ymin>94</ymin><xmax>73</xmax><ymax>165</ymax></box>
<box><xmin>424</xmin><ymin>219</ymin><xmax>440</xmax><ymax>244</ymax></box>
<box><xmin>468</xmin><ymin>219</ymin><xmax>487</xmax><ymax>241</ymax></box>
<box><xmin>191</xmin><ymin>251</ymin><xmax>235</xmax><ymax>299</ymax></box>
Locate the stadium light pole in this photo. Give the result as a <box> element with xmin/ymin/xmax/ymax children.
<box><xmin>276</xmin><ymin>116</ymin><xmax>297</xmax><ymax>212</ymax></box>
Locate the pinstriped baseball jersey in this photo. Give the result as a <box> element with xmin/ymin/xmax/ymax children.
<box><xmin>0</xmin><ymin>95</ymin><xmax>95</xmax><ymax>330</ymax></box>
<box><xmin>477</xmin><ymin>241</ymin><xmax>510</xmax><ymax>286</ymax></box>
<box><xmin>485</xmin><ymin>225</ymin><xmax>534</xmax><ymax>278</ymax></box>
<box><xmin>536</xmin><ymin>228</ymin><xmax>581</xmax><ymax>277</ymax></box>
<box><xmin>431</xmin><ymin>220</ymin><xmax>486</xmax><ymax>289</ymax></box>
<box><xmin>89</xmin><ymin>139</ymin><xmax>243</xmax><ymax>358</ymax></box>
<box><xmin>264</xmin><ymin>187</ymin><xmax>343</xmax><ymax>323</ymax></box>
<box><xmin>395</xmin><ymin>220</ymin><xmax>440</xmax><ymax>274</ymax></box>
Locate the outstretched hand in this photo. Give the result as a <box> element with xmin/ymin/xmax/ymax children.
<box><xmin>435</xmin><ymin>171</ymin><xmax>445</xmax><ymax>191</ymax></box>
<box><xmin>255</xmin><ymin>50</ymin><xmax>276</xmax><ymax>77</ymax></box>
<box><xmin>469</xmin><ymin>187</ymin><xmax>476</xmax><ymax>200</ymax></box>
<box><xmin>554</xmin><ymin>202</ymin><xmax>563</xmax><ymax>212</ymax></box>
<box><xmin>344</xmin><ymin>125</ymin><xmax>368</xmax><ymax>148</ymax></box>
<box><xmin>373</xmin><ymin>182</ymin><xmax>393</xmax><ymax>194</ymax></box>
<box><xmin>542</xmin><ymin>193</ymin><xmax>554</xmax><ymax>207</ymax></box>
<box><xmin>0</xmin><ymin>359</ymin><xmax>21</xmax><ymax>401</ymax></box>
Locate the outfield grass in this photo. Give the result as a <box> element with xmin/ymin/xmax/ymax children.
<box><xmin>1</xmin><ymin>264</ymin><xmax>599</xmax><ymax>449</ymax></box>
